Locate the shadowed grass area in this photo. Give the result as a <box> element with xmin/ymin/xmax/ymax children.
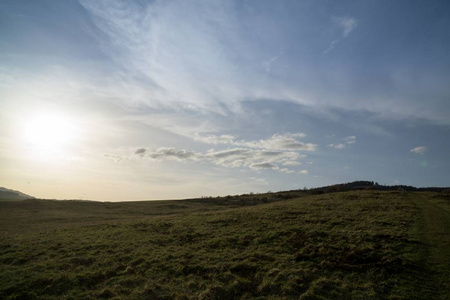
<box><xmin>408</xmin><ymin>193</ymin><xmax>450</xmax><ymax>299</ymax></box>
<box><xmin>0</xmin><ymin>191</ymin><xmax>448</xmax><ymax>299</ymax></box>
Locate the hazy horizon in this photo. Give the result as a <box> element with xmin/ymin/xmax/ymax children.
<box><xmin>1</xmin><ymin>0</ymin><xmax>449</xmax><ymax>200</ymax></box>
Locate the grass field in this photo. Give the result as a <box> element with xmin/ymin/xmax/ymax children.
<box><xmin>0</xmin><ymin>190</ymin><xmax>449</xmax><ymax>299</ymax></box>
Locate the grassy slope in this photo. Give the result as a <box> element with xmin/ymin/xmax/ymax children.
<box><xmin>0</xmin><ymin>195</ymin><xmax>288</xmax><ymax>238</ymax></box>
<box><xmin>0</xmin><ymin>191</ymin><xmax>448</xmax><ymax>299</ymax></box>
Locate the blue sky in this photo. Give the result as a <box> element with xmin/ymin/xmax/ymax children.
<box><xmin>1</xmin><ymin>0</ymin><xmax>449</xmax><ymax>200</ymax></box>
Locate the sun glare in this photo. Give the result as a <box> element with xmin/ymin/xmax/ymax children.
<box><xmin>22</xmin><ymin>114</ymin><xmax>79</xmax><ymax>156</ymax></box>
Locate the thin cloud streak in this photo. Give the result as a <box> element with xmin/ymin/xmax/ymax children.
<box><xmin>337</xmin><ymin>17</ymin><xmax>358</xmax><ymax>38</ymax></box>
<box><xmin>324</xmin><ymin>16</ymin><xmax>358</xmax><ymax>53</ymax></box>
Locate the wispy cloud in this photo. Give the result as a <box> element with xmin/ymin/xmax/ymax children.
<box><xmin>324</xmin><ymin>16</ymin><xmax>358</xmax><ymax>53</ymax></box>
<box><xmin>264</xmin><ymin>49</ymin><xmax>286</xmax><ymax>73</ymax></box>
<box><xmin>328</xmin><ymin>143</ymin><xmax>346</xmax><ymax>149</ymax></box>
<box><xmin>328</xmin><ymin>135</ymin><xmax>357</xmax><ymax>150</ymax></box>
<box><xmin>75</xmin><ymin>1</ymin><xmax>450</xmax><ymax>124</ymax></box>
<box><xmin>123</xmin><ymin>131</ymin><xmax>315</xmax><ymax>174</ymax></box>
<box><xmin>194</xmin><ymin>134</ymin><xmax>237</xmax><ymax>145</ymax></box>
<box><xmin>125</xmin><ymin>146</ymin><xmax>306</xmax><ymax>174</ymax></box>
<box><xmin>136</xmin><ymin>148</ymin><xmax>202</xmax><ymax>161</ymax></box>
<box><xmin>207</xmin><ymin>148</ymin><xmax>302</xmax><ymax>170</ymax></box>
<box><xmin>78</xmin><ymin>0</ymin><xmax>265</xmax><ymax>113</ymax></box>
<box><xmin>195</xmin><ymin>133</ymin><xmax>316</xmax><ymax>152</ymax></box>
<box><xmin>410</xmin><ymin>146</ymin><xmax>428</xmax><ymax>155</ymax></box>
<box><xmin>105</xmin><ymin>131</ymin><xmax>315</xmax><ymax>176</ymax></box>
<box><xmin>245</xmin><ymin>134</ymin><xmax>316</xmax><ymax>151</ymax></box>
<box><xmin>250</xmin><ymin>162</ymin><xmax>278</xmax><ymax>170</ymax></box>
<box><xmin>345</xmin><ymin>135</ymin><xmax>357</xmax><ymax>144</ymax></box>
<box><xmin>337</xmin><ymin>17</ymin><xmax>358</xmax><ymax>38</ymax></box>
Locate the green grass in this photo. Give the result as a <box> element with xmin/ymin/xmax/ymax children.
<box><xmin>0</xmin><ymin>191</ymin><xmax>449</xmax><ymax>299</ymax></box>
<box><xmin>408</xmin><ymin>192</ymin><xmax>450</xmax><ymax>299</ymax></box>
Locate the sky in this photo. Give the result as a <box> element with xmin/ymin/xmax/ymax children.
<box><xmin>1</xmin><ymin>0</ymin><xmax>449</xmax><ymax>201</ymax></box>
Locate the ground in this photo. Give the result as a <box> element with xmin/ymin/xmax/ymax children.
<box><xmin>0</xmin><ymin>190</ymin><xmax>449</xmax><ymax>299</ymax></box>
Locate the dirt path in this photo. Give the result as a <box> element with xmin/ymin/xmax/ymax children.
<box><xmin>410</xmin><ymin>193</ymin><xmax>450</xmax><ymax>299</ymax></box>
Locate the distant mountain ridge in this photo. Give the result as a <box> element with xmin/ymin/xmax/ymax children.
<box><xmin>0</xmin><ymin>187</ymin><xmax>35</xmax><ymax>200</ymax></box>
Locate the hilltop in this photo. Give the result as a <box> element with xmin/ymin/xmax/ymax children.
<box><xmin>0</xmin><ymin>187</ymin><xmax>35</xmax><ymax>200</ymax></box>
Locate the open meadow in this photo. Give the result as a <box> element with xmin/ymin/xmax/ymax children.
<box><xmin>1</xmin><ymin>190</ymin><xmax>449</xmax><ymax>299</ymax></box>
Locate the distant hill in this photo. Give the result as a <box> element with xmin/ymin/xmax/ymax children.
<box><xmin>0</xmin><ymin>187</ymin><xmax>35</xmax><ymax>200</ymax></box>
<box><xmin>305</xmin><ymin>180</ymin><xmax>450</xmax><ymax>194</ymax></box>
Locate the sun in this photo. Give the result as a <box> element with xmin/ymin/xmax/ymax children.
<box><xmin>22</xmin><ymin>114</ymin><xmax>78</xmax><ymax>156</ymax></box>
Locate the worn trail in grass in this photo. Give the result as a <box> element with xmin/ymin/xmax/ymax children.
<box><xmin>410</xmin><ymin>193</ymin><xmax>450</xmax><ymax>299</ymax></box>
